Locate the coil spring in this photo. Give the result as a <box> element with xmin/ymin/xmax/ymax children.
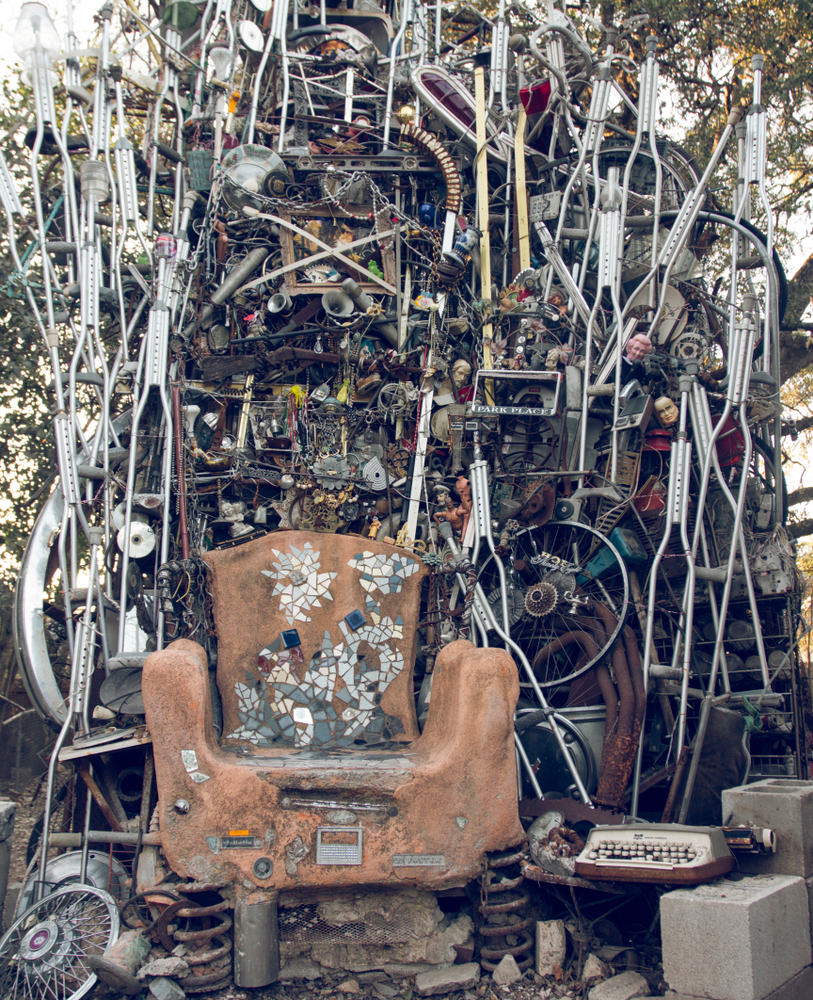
<box><xmin>478</xmin><ymin>849</ymin><xmax>534</xmax><ymax>973</ymax></box>
<box><xmin>156</xmin><ymin>887</ymin><xmax>233</xmax><ymax>993</ymax></box>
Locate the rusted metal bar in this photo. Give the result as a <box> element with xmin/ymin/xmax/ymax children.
<box><xmin>76</xmin><ymin>764</ymin><xmax>123</xmax><ymax>833</ymax></box>
<box><xmin>661</xmin><ymin>747</ymin><xmax>691</xmax><ymax>823</ymax></box>
<box><xmin>48</xmin><ymin>831</ymin><xmax>162</xmax><ymax>846</ymax></box>
<box><xmin>521</xmin><ymin>863</ymin><xmax>639</xmax><ymax>895</ymax></box>
<box><xmin>171</xmin><ymin>384</ymin><xmax>191</xmax><ymax>559</ymax></box>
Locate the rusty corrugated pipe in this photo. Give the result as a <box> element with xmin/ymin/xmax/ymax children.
<box><xmin>593</xmin><ymin>602</ymin><xmax>634</xmax><ymax>738</ymax></box>
<box><xmin>594</xmin><ymin>662</ymin><xmax>618</xmax><ymax>733</ymax></box>
<box><xmin>592</xmin><ymin>602</ymin><xmax>642</xmax><ymax>810</ymax></box>
<box><xmin>564</xmin><ymin>652</ymin><xmax>597</xmax><ymax>704</ymax></box>
<box><xmin>622</xmin><ymin>624</ymin><xmax>646</xmax><ymax>731</ymax></box>
<box><xmin>570</xmin><ymin>612</ymin><xmax>619</xmax><ymax>737</ymax></box>
<box><xmin>531</xmin><ymin>630</ymin><xmax>600</xmax><ymax>678</ymax></box>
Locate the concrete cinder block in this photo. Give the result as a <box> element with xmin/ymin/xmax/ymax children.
<box><xmin>762</xmin><ymin>965</ymin><xmax>813</xmax><ymax>1000</ymax></box>
<box><xmin>535</xmin><ymin>919</ymin><xmax>566</xmax><ymax>976</ymax></box>
<box><xmin>663</xmin><ymin>966</ymin><xmax>813</xmax><ymax>1000</ymax></box>
<box><xmin>660</xmin><ymin>874</ymin><xmax>812</xmax><ymax>1000</ymax></box>
<box><xmin>806</xmin><ymin>876</ymin><xmax>813</xmax><ymax>953</ymax></box>
<box><xmin>721</xmin><ymin>779</ymin><xmax>813</xmax><ymax>877</ymax></box>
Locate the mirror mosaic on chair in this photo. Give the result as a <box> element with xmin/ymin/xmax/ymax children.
<box><xmin>225</xmin><ymin>540</ymin><xmax>423</xmax><ymax>749</ymax></box>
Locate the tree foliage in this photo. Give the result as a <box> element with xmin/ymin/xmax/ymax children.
<box><xmin>591</xmin><ymin>1</ymin><xmax>813</xmax><ymax>529</ymax></box>
<box><xmin>0</xmin><ymin>77</ymin><xmax>58</xmax><ymax>573</ymax></box>
<box><xmin>597</xmin><ymin>1</ymin><xmax>813</xmax><ymax>325</ymax></box>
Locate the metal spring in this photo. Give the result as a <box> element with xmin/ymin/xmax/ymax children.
<box><xmin>159</xmin><ymin>892</ymin><xmax>233</xmax><ymax>994</ymax></box>
<box><xmin>478</xmin><ymin>849</ymin><xmax>534</xmax><ymax>973</ymax></box>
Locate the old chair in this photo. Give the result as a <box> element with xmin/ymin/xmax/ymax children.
<box><xmin>143</xmin><ymin>531</ymin><xmax>523</xmax><ymax>983</ymax></box>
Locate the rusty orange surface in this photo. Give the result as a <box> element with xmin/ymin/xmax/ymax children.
<box><xmin>143</xmin><ymin>637</ymin><xmax>524</xmax><ymax>891</ymax></box>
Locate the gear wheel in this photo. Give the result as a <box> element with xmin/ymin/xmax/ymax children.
<box><xmin>487</xmin><ymin>587</ymin><xmax>526</xmax><ymax>629</ymax></box>
<box><xmin>669</xmin><ymin>329</ymin><xmax>708</xmax><ymax>360</ymax></box>
<box><xmin>524</xmin><ymin>582</ymin><xmax>558</xmax><ymax>617</ymax></box>
<box><xmin>312</xmin><ymin>455</ymin><xmax>350</xmax><ymax>490</ymax></box>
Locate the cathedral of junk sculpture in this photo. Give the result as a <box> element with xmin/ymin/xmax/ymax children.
<box><xmin>0</xmin><ymin>0</ymin><xmax>807</xmax><ymax>994</ymax></box>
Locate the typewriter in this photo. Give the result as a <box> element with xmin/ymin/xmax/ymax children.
<box><xmin>574</xmin><ymin>823</ymin><xmax>735</xmax><ymax>884</ymax></box>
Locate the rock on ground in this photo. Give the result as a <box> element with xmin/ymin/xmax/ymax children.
<box><xmin>137</xmin><ymin>957</ymin><xmax>191</xmax><ymax>979</ymax></box>
<box><xmin>148</xmin><ymin>978</ymin><xmax>187</xmax><ymax>1000</ymax></box>
<box><xmin>279</xmin><ymin>957</ymin><xmax>326</xmax><ymax>980</ymax></box>
<box><xmin>336</xmin><ymin>979</ymin><xmax>361</xmax><ymax>994</ymax></box>
<box><xmin>588</xmin><ymin>971</ymin><xmax>650</xmax><ymax>1000</ymax></box>
<box><xmin>582</xmin><ymin>954</ymin><xmax>608</xmax><ymax>980</ymax></box>
<box><xmin>414</xmin><ymin>962</ymin><xmax>481</xmax><ymax>996</ymax></box>
<box><xmin>492</xmin><ymin>955</ymin><xmax>523</xmax><ymax>986</ymax></box>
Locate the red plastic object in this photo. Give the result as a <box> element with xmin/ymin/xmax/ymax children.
<box><xmin>642</xmin><ymin>428</ymin><xmax>673</xmax><ymax>452</ymax></box>
<box><xmin>520</xmin><ymin>80</ymin><xmax>552</xmax><ymax>115</ymax></box>
<box><xmin>710</xmin><ymin>414</ymin><xmax>746</xmax><ymax>467</ymax></box>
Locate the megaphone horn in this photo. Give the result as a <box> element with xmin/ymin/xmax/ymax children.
<box><xmin>268</xmin><ymin>291</ymin><xmax>292</xmax><ymax>313</ymax></box>
<box><xmin>321</xmin><ymin>289</ymin><xmax>355</xmax><ymax>319</ymax></box>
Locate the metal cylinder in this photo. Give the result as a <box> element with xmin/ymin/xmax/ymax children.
<box><xmin>727</xmin><ymin>619</ymin><xmax>755</xmax><ymax>652</ymax></box>
<box><xmin>211</xmin><ymin>248</ymin><xmax>268</xmax><ymax>305</ymax></box>
<box><xmin>341</xmin><ymin>278</ymin><xmax>399</xmax><ymax>347</ymax></box>
<box><xmin>234</xmin><ymin>892</ymin><xmax>279</xmax><ymax>988</ymax></box>
<box><xmin>341</xmin><ymin>277</ymin><xmax>373</xmax><ymax>312</ymax></box>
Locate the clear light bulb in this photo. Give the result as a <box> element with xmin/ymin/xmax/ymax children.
<box><xmin>13</xmin><ymin>3</ymin><xmax>62</xmax><ymax>67</ymax></box>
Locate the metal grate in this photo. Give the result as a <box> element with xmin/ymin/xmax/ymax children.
<box><xmin>279</xmin><ymin>899</ymin><xmax>417</xmax><ymax>945</ymax></box>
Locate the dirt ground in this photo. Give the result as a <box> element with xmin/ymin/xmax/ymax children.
<box><xmin>3</xmin><ymin>793</ymin><xmax>667</xmax><ymax>1000</ymax></box>
<box><xmin>4</xmin><ymin>787</ymin><xmax>40</xmax><ymax>930</ymax></box>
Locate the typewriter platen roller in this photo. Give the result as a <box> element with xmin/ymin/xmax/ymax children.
<box><xmin>574</xmin><ymin>823</ymin><xmax>735</xmax><ymax>884</ymax></box>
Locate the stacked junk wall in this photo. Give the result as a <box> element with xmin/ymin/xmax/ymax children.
<box><xmin>1</xmin><ymin>0</ymin><xmax>810</xmax><ymax>996</ymax></box>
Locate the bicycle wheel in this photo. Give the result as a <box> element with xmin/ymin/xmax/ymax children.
<box><xmin>474</xmin><ymin>520</ymin><xmax>630</xmax><ymax>690</ymax></box>
<box><xmin>0</xmin><ymin>885</ymin><xmax>120</xmax><ymax>1000</ymax></box>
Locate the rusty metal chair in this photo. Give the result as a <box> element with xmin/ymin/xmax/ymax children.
<box><xmin>142</xmin><ymin>530</ymin><xmax>523</xmax><ymax>985</ymax></box>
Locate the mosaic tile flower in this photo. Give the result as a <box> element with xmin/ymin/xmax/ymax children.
<box><xmin>261</xmin><ymin>542</ymin><xmax>337</xmax><ymax>624</ymax></box>
<box><xmin>348</xmin><ymin>550</ymin><xmax>420</xmax><ymax>596</ymax></box>
<box><xmin>228</xmin><ymin>681</ymin><xmax>280</xmax><ymax>745</ymax></box>
<box><xmin>227</xmin><ymin>596</ymin><xmax>407</xmax><ymax>749</ymax></box>
<box><xmin>334</xmin><ymin>611</ymin><xmax>404</xmax><ymax>740</ymax></box>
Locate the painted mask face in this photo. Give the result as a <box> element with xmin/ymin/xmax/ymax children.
<box><xmin>654</xmin><ymin>396</ymin><xmax>679</xmax><ymax>426</ymax></box>
<box><xmin>451</xmin><ymin>360</ymin><xmax>472</xmax><ymax>388</ymax></box>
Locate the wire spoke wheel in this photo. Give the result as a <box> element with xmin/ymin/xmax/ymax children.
<box><xmin>0</xmin><ymin>885</ymin><xmax>120</xmax><ymax>1000</ymax></box>
<box><xmin>475</xmin><ymin>521</ymin><xmax>630</xmax><ymax>695</ymax></box>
